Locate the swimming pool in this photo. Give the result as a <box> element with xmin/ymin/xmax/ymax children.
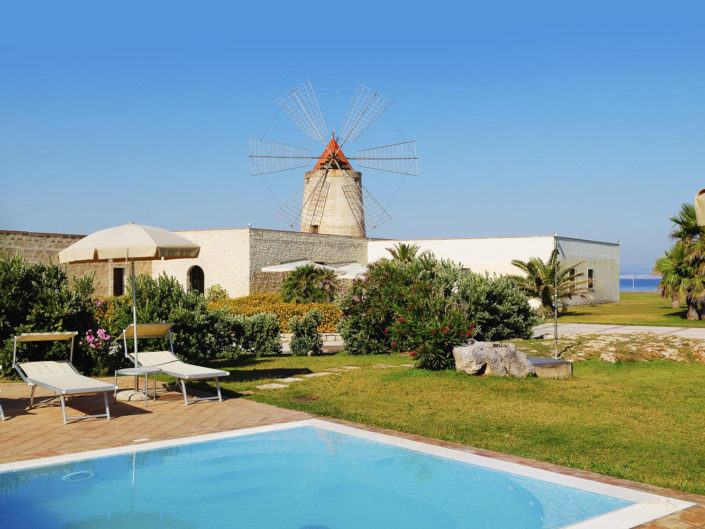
<box><xmin>0</xmin><ymin>419</ymin><xmax>691</xmax><ymax>529</ymax></box>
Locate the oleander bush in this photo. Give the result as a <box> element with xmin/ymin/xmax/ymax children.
<box><xmin>232</xmin><ymin>312</ymin><xmax>281</xmax><ymax>356</ymax></box>
<box><xmin>213</xmin><ymin>292</ymin><xmax>340</xmax><ymax>333</ymax></box>
<box><xmin>456</xmin><ymin>273</ymin><xmax>538</xmax><ymax>341</ymax></box>
<box><xmin>338</xmin><ymin>256</ymin><xmax>470</xmax><ymax>368</ymax></box>
<box><xmin>338</xmin><ymin>253</ymin><xmax>537</xmax><ymax>369</ymax></box>
<box><xmin>0</xmin><ymin>256</ymin><xmax>98</xmax><ymax>376</ymax></box>
<box><xmin>289</xmin><ymin>310</ymin><xmax>323</xmax><ymax>356</ymax></box>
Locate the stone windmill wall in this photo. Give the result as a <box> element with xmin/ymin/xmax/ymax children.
<box><xmin>300</xmin><ymin>136</ymin><xmax>366</xmax><ymax>238</ymax></box>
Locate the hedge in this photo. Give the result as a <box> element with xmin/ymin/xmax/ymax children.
<box><xmin>210</xmin><ymin>293</ymin><xmax>340</xmax><ymax>333</ymax></box>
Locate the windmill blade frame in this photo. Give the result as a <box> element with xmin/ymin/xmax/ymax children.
<box><xmin>349</xmin><ymin>140</ymin><xmax>418</xmax><ymax>176</ymax></box>
<box><xmin>249</xmin><ymin>137</ymin><xmax>315</xmax><ymax>176</ymax></box>
<box><xmin>337</xmin><ymin>83</ymin><xmax>393</xmax><ymax>147</ymax></box>
<box><xmin>276</xmin><ymin>79</ymin><xmax>329</xmax><ymax>144</ymax></box>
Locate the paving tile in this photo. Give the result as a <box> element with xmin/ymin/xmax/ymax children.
<box><xmin>256</xmin><ymin>383</ymin><xmax>289</xmax><ymax>390</ymax></box>
<box><xmin>302</xmin><ymin>372</ymin><xmax>334</xmax><ymax>377</ymax></box>
<box><xmin>277</xmin><ymin>377</ymin><xmax>303</xmax><ymax>382</ymax></box>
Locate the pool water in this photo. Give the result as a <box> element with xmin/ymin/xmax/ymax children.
<box><xmin>0</xmin><ymin>426</ymin><xmax>634</xmax><ymax>529</ymax></box>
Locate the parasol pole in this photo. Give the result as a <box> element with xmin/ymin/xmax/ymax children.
<box><xmin>131</xmin><ymin>255</ymin><xmax>138</xmax><ymax>367</ymax></box>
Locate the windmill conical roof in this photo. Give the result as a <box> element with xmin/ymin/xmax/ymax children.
<box><xmin>314</xmin><ymin>135</ymin><xmax>352</xmax><ymax>170</ymax></box>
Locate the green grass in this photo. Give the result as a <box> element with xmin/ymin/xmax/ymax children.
<box><xmin>559</xmin><ymin>291</ymin><xmax>705</xmax><ymax>327</ymax></box>
<box><xmin>199</xmin><ymin>350</ymin><xmax>705</xmax><ymax>496</ymax></box>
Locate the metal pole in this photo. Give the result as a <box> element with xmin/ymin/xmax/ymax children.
<box><xmin>131</xmin><ymin>259</ymin><xmax>138</xmax><ymax>367</ymax></box>
<box><xmin>554</xmin><ymin>235</ymin><xmax>559</xmax><ymax>360</ymax></box>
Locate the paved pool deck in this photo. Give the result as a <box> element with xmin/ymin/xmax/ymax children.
<box><xmin>0</xmin><ymin>377</ymin><xmax>704</xmax><ymax>528</ymax></box>
<box><xmin>533</xmin><ymin>322</ymin><xmax>705</xmax><ymax>339</ymax></box>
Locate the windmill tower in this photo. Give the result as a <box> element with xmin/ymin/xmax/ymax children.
<box><xmin>249</xmin><ymin>80</ymin><xmax>418</xmax><ymax>238</ymax></box>
<box><xmin>302</xmin><ymin>134</ymin><xmax>364</xmax><ymax>236</ymax></box>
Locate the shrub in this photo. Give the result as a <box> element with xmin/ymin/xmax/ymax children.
<box><xmin>0</xmin><ymin>256</ymin><xmax>98</xmax><ymax>376</ymax></box>
<box><xmin>339</xmin><ymin>254</ymin><xmax>537</xmax><ymax>370</ymax></box>
<box><xmin>233</xmin><ymin>312</ymin><xmax>281</xmax><ymax>356</ymax></box>
<box><xmin>214</xmin><ymin>293</ymin><xmax>340</xmax><ymax>333</ymax></box>
<box><xmin>289</xmin><ymin>310</ymin><xmax>323</xmax><ymax>356</ymax></box>
<box><xmin>110</xmin><ymin>274</ymin><xmax>240</xmax><ymax>364</ymax></box>
<box><xmin>280</xmin><ymin>265</ymin><xmax>339</xmax><ymax>303</ymax></box>
<box><xmin>455</xmin><ymin>273</ymin><xmax>538</xmax><ymax>341</ymax></box>
<box><xmin>339</xmin><ymin>256</ymin><xmax>470</xmax><ymax>368</ymax></box>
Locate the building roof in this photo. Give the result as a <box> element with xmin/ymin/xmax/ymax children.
<box><xmin>314</xmin><ymin>135</ymin><xmax>352</xmax><ymax>170</ymax></box>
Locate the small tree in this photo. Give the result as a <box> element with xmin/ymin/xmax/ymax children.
<box><xmin>510</xmin><ymin>250</ymin><xmax>592</xmax><ymax>317</ymax></box>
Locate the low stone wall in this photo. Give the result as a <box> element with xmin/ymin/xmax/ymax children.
<box><xmin>280</xmin><ymin>332</ymin><xmax>343</xmax><ymax>344</ymax></box>
<box><xmin>0</xmin><ymin>230</ymin><xmax>84</xmax><ymax>264</ymax></box>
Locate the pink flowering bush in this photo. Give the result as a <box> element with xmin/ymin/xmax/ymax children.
<box><xmin>338</xmin><ymin>255</ymin><xmax>471</xmax><ymax>368</ymax></box>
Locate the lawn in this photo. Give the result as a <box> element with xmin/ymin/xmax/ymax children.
<box><xmin>559</xmin><ymin>291</ymin><xmax>705</xmax><ymax>327</ymax></box>
<box><xmin>199</xmin><ymin>348</ymin><xmax>705</xmax><ymax>496</ymax></box>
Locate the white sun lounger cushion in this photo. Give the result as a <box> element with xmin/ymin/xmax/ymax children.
<box><xmin>130</xmin><ymin>351</ymin><xmax>229</xmax><ymax>380</ymax></box>
<box><xmin>18</xmin><ymin>361</ymin><xmax>117</xmax><ymax>395</ymax></box>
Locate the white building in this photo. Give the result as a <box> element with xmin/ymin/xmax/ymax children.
<box><xmin>151</xmin><ymin>229</ymin><xmax>619</xmax><ymax>304</ymax></box>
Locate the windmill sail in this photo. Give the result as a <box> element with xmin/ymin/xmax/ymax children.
<box><xmin>337</xmin><ymin>83</ymin><xmax>393</xmax><ymax>146</ymax></box>
<box><xmin>341</xmin><ymin>184</ymin><xmax>392</xmax><ymax>231</ymax></box>
<box><xmin>351</xmin><ymin>141</ymin><xmax>418</xmax><ymax>176</ymax></box>
<box><xmin>249</xmin><ymin>137</ymin><xmax>313</xmax><ymax>176</ymax></box>
<box><xmin>276</xmin><ymin>79</ymin><xmax>328</xmax><ymax>143</ymax></box>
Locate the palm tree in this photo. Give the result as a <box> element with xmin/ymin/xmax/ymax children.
<box><xmin>669</xmin><ymin>203</ymin><xmax>703</xmax><ymax>244</ymax></box>
<box><xmin>386</xmin><ymin>243</ymin><xmax>421</xmax><ymax>263</ymax></box>
<box><xmin>317</xmin><ymin>268</ymin><xmax>338</xmax><ymax>303</ymax></box>
<box><xmin>654</xmin><ymin>203</ymin><xmax>705</xmax><ymax>319</ymax></box>
<box><xmin>654</xmin><ymin>244</ymin><xmax>688</xmax><ymax>309</ymax></box>
<box><xmin>510</xmin><ymin>250</ymin><xmax>592</xmax><ymax>317</ymax></box>
<box><xmin>280</xmin><ymin>265</ymin><xmax>338</xmax><ymax>304</ymax></box>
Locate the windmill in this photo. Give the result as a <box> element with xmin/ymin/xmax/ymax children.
<box><xmin>249</xmin><ymin>80</ymin><xmax>418</xmax><ymax>238</ymax></box>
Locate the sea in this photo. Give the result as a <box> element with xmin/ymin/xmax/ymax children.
<box><xmin>619</xmin><ymin>277</ymin><xmax>660</xmax><ymax>292</ymax></box>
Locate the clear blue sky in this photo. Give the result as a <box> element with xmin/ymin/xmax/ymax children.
<box><xmin>1</xmin><ymin>1</ymin><xmax>703</xmax><ymax>274</ymax></box>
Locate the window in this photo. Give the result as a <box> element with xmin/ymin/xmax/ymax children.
<box><xmin>588</xmin><ymin>268</ymin><xmax>594</xmax><ymax>290</ymax></box>
<box><xmin>569</xmin><ymin>267</ymin><xmax>576</xmax><ymax>285</ymax></box>
<box><xmin>188</xmin><ymin>266</ymin><xmax>205</xmax><ymax>294</ymax></box>
<box><xmin>113</xmin><ymin>267</ymin><xmax>124</xmax><ymax>296</ymax></box>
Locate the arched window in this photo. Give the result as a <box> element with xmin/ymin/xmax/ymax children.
<box><xmin>188</xmin><ymin>266</ymin><xmax>205</xmax><ymax>294</ymax></box>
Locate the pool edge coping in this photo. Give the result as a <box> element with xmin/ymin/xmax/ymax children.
<box><xmin>0</xmin><ymin>417</ymin><xmax>693</xmax><ymax>529</ymax></box>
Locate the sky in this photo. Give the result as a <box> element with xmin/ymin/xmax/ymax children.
<box><xmin>1</xmin><ymin>1</ymin><xmax>703</xmax><ymax>274</ymax></box>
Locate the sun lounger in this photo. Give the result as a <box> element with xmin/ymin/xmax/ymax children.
<box><xmin>12</xmin><ymin>332</ymin><xmax>118</xmax><ymax>424</ymax></box>
<box><xmin>119</xmin><ymin>323</ymin><xmax>229</xmax><ymax>405</ymax></box>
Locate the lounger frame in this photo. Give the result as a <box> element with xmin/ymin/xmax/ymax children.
<box><xmin>12</xmin><ymin>333</ymin><xmax>116</xmax><ymax>424</ymax></box>
<box><xmin>121</xmin><ymin>323</ymin><xmax>226</xmax><ymax>405</ymax></box>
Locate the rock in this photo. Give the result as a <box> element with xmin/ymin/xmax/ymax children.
<box><xmin>453</xmin><ymin>341</ymin><xmax>536</xmax><ymax>377</ymax></box>
<box><xmin>600</xmin><ymin>352</ymin><xmax>617</xmax><ymax>363</ymax></box>
<box><xmin>256</xmin><ymin>383</ymin><xmax>289</xmax><ymax>390</ymax></box>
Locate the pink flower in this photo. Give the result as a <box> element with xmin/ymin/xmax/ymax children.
<box><xmin>384</xmin><ymin>329</ymin><xmax>389</xmax><ymax>335</ymax></box>
<box><xmin>89</xmin><ymin>343</ymin><xmax>96</xmax><ymax>349</ymax></box>
<box><xmin>397</xmin><ymin>317</ymin><xmax>404</xmax><ymax>323</ymax></box>
<box><xmin>97</xmin><ymin>343</ymin><xmax>102</xmax><ymax>349</ymax></box>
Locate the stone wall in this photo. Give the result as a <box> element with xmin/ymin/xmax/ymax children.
<box><xmin>249</xmin><ymin>228</ymin><xmax>368</xmax><ymax>294</ymax></box>
<box><xmin>0</xmin><ymin>230</ymin><xmax>84</xmax><ymax>264</ymax></box>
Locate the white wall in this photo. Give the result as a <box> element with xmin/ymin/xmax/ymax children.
<box><xmin>367</xmin><ymin>236</ymin><xmax>556</xmax><ymax>275</ymax></box>
<box><xmin>151</xmin><ymin>228</ymin><xmax>250</xmax><ymax>298</ymax></box>
<box><xmin>557</xmin><ymin>237</ymin><xmax>620</xmax><ymax>304</ymax></box>
<box><xmin>368</xmin><ymin>235</ymin><xmax>620</xmax><ymax>304</ymax></box>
